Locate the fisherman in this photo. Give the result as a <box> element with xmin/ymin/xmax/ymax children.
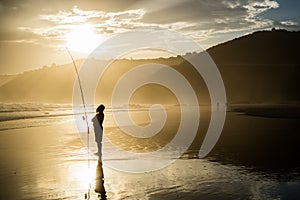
<box><xmin>92</xmin><ymin>104</ymin><xmax>105</xmax><ymax>160</ymax></box>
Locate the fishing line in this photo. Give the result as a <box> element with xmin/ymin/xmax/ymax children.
<box><xmin>65</xmin><ymin>48</ymin><xmax>91</xmax><ymax>199</ymax></box>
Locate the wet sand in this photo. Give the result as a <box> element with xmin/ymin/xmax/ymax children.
<box><xmin>0</xmin><ymin>123</ymin><xmax>86</xmax><ymax>199</ymax></box>
<box><xmin>1</xmin><ymin>110</ymin><xmax>300</xmax><ymax>199</ymax></box>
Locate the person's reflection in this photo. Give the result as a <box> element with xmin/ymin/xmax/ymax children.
<box><xmin>95</xmin><ymin>161</ymin><xmax>107</xmax><ymax>199</ymax></box>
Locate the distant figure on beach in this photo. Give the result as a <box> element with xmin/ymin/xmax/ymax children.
<box><xmin>92</xmin><ymin>104</ymin><xmax>105</xmax><ymax>160</ymax></box>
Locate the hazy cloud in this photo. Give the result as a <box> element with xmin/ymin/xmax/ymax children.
<box><xmin>1</xmin><ymin>0</ymin><xmax>297</xmax><ymax>44</ymax></box>
<box><xmin>1</xmin><ymin>0</ymin><xmax>288</xmax><ymax>47</ymax></box>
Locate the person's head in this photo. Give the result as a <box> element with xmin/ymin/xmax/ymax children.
<box><xmin>96</xmin><ymin>104</ymin><xmax>105</xmax><ymax>113</ymax></box>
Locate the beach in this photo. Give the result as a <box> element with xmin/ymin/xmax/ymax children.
<box><xmin>0</xmin><ymin>104</ymin><xmax>300</xmax><ymax>199</ymax></box>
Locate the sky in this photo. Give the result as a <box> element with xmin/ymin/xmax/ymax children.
<box><xmin>0</xmin><ymin>0</ymin><xmax>299</xmax><ymax>74</ymax></box>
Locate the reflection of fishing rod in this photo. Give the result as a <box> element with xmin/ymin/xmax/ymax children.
<box><xmin>65</xmin><ymin>48</ymin><xmax>91</xmax><ymax>199</ymax></box>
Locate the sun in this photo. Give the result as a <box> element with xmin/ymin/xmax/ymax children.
<box><xmin>65</xmin><ymin>24</ymin><xmax>105</xmax><ymax>55</ymax></box>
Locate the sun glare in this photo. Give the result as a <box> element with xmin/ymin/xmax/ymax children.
<box><xmin>65</xmin><ymin>24</ymin><xmax>105</xmax><ymax>55</ymax></box>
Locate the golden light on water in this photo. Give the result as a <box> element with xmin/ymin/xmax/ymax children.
<box><xmin>67</xmin><ymin>162</ymin><xmax>93</xmax><ymax>190</ymax></box>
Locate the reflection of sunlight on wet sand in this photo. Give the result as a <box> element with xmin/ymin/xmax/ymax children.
<box><xmin>100</xmin><ymin>159</ymin><xmax>223</xmax><ymax>199</ymax></box>
<box><xmin>67</xmin><ymin>162</ymin><xmax>93</xmax><ymax>191</ymax></box>
<box><xmin>2</xmin><ymin>114</ymin><xmax>299</xmax><ymax>199</ymax></box>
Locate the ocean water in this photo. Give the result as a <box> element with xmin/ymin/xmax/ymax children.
<box><xmin>0</xmin><ymin>103</ymin><xmax>75</xmax><ymax>131</ymax></box>
<box><xmin>0</xmin><ymin>103</ymin><xmax>161</xmax><ymax>131</ymax></box>
<box><xmin>0</xmin><ymin>103</ymin><xmax>300</xmax><ymax>199</ymax></box>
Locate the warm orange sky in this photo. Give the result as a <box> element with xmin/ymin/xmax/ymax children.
<box><xmin>0</xmin><ymin>0</ymin><xmax>299</xmax><ymax>74</ymax></box>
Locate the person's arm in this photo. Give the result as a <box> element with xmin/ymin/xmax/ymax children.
<box><xmin>97</xmin><ymin>113</ymin><xmax>104</xmax><ymax>129</ymax></box>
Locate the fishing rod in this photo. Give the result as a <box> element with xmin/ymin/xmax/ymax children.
<box><xmin>66</xmin><ymin>48</ymin><xmax>90</xmax><ymax>136</ymax></box>
<box><xmin>65</xmin><ymin>47</ymin><xmax>91</xmax><ymax>199</ymax></box>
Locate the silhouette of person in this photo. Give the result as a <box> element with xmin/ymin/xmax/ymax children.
<box><xmin>95</xmin><ymin>161</ymin><xmax>107</xmax><ymax>199</ymax></box>
<box><xmin>92</xmin><ymin>104</ymin><xmax>105</xmax><ymax>160</ymax></box>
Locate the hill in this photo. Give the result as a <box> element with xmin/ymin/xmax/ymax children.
<box><xmin>0</xmin><ymin>29</ymin><xmax>299</xmax><ymax>104</ymax></box>
<box><xmin>207</xmin><ymin>29</ymin><xmax>300</xmax><ymax>103</ymax></box>
<box><xmin>0</xmin><ymin>61</ymin><xmax>81</xmax><ymax>103</ymax></box>
<box><xmin>0</xmin><ymin>75</ymin><xmax>16</xmax><ymax>88</ymax></box>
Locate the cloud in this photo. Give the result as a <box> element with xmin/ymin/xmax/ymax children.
<box><xmin>39</xmin><ymin>6</ymin><xmax>105</xmax><ymax>24</ymax></box>
<box><xmin>1</xmin><ymin>0</ymin><xmax>299</xmax><ymax>51</ymax></box>
<box><xmin>280</xmin><ymin>20</ymin><xmax>299</xmax><ymax>26</ymax></box>
<box><xmin>126</xmin><ymin>0</ymin><xmax>293</xmax><ymax>45</ymax></box>
<box><xmin>139</xmin><ymin>0</ymin><xmax>278</xmax><ymax>30</ymax></box>
<box><xmin>2</xmin><ymin>6</ymin><xmax>147</xmax><ymax>50</ymax></box>
<box><xmin>39</xmin><ymin>7</ymin><xmax>146</xmax><ymax>34</ymax></box>
<box><xmin>272</xmin><ymin>20</ymin><xmax>300</xmax><ymax>31</ymax></box>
